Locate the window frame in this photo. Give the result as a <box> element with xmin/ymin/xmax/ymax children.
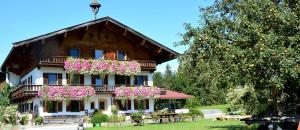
<box><xmin>48</xmin><ymin>73</ymin><xmax>58</xmax><ymax>85</ymax></box>
<box><xmin>117</xmin><ymin>51</ymin><xmax>126</xmax><ymax>60</ymax></box>
<box><xmin>70</xmin><ymin>48</ymin><xmax>81</xmax><ymax>58</ymax></box>
<box><xmin>95</xmin><ymin>49</ymin><xmax>104</xmax><ymax>59</ymax></box>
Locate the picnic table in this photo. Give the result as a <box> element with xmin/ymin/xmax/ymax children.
<box><xmin>152</xmin><ymin>113</ymin><xmax>180</xmax><ymax>123</ymax></box>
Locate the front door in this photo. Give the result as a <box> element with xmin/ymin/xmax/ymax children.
<box><xmin>67</xmin><ymin>100</ymin><xmax>84</xmax><ymax>112</ymax></box>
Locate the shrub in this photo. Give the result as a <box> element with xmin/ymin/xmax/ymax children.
<box><xmin>20</xmin><ymin>115</ymin><xmax>30</xmax><ymax>125</ymax></box>
<box><xmin>111</xmin><ymin>105</ymin><xmax>118</xmax><ymax>115</ymax></box>
<box><xmin>91</xmin><ymin>113</ymin><xmax>109</xmax><ymax>124</ymax></box>
<box><xmin>109</xmin><ymin>115</ymin><xmax>125</xmax><ymax>123</ymax></box>
<box><xmin>34</xmin><ymin>116</ymin><xmax>44</xmax><ymax>125</ymax></box>
<box><xmin>1</xmin><ymin>105</ymin><xmax>18</xmax><ymax>125</ymax></box>
<box><xmin>185</xmin><ymin>98</ymin><xmax>201</xmax><ymax>108</ymax></box>
<box><xmin>189</xmin><ymin>108</ymin><xmax>204</xmax><ymax>118</ymax></box>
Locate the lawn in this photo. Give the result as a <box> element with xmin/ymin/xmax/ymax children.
<box><xmin>198</xmin><ymin>104</ymin><xmax>230</xmax><ymax>113</ymax></box>
<box><xmin>87</xmin><ymin>120</ymin><xmax>257</xmax><ymax>130</ymax></box>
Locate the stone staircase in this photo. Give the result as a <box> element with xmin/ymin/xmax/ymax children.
<box><xmin>44</xmin><ymin>115</ymin><xmax>84</xmax><ymax>124</ymax></box>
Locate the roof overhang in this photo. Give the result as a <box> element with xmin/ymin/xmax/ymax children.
<box><xmin>1</xmin><ymin>16</ymin><xmax>180</xmax><ymax>72</ymax></box>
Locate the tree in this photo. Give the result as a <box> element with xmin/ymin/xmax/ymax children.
<box><xmin>153</xmin><ymin>72</ymin><xmax>163</xmax><ymax>87</ymax></box>
<box><xmin>177</xmin><ymin>0</ymin><xmax>300</xmax><ymax>115</ymax></box>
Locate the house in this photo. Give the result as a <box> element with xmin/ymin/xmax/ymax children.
<box><xmin>1</xmin><ymin>17</ymin><xmax>192</xmax><ymax>117</ymax></box>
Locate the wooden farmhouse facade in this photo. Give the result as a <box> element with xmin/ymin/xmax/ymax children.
<box><xmin>1</xmin><ymin>17</ymin><xmax>192</xmax><ymax>117</ymax></box>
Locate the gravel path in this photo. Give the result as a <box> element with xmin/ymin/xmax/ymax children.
<box><xmin>22</xmin><ymin>124</ymin><xmax>79</xmax><ymax>130</ymax></box>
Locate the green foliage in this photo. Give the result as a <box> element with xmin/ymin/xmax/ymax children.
<box><xmin>34</xmin><ymin>116</ymin><xmax>44</xmax><ymax>125</ymax></box>
<box><xmin>0</xmin><ymin>83</ymin><xmax>12</xmax><ymax>107</ymax></box>
<box><xmin>20</xmin><ymin>115</ymin><xmax>30</xmax><ymax>125</ymax></box>
<box><xmin>226</xmin><ymin>85</ymin><xmax>269</xmax><ymax>115</ymax></box>
<box><xmin>153</xmin><ymin>72</ymin><xmax>163</xmax><ymax>87</ymax></box>
<box><xmin>0</xmin><ymin>105</ymin><xmax>18</xmax><ymax>125</ymax></box>
<box><xmin>109</xmin><ymin>115</ymin><xmax>125</xmax><ymax>123</ymax></box>
<box><xmin>177</xmin><ymin>0</ymin><xmax>300</xmax><ymax>115</ymax></box>
<box><xmin>189</xmin><ymin>108</ymin><xmax>204</xmax><ymax>118</ymax></box>
<box><xmin>91</xmin><ymin>113</ymin><xmax>109</xmax><ymax>124</ymax></box>
<box><xmin>185</xmin><ymin>98</ymin><xmax>201</xmax><ymax>108</ymax></box>
<box><xmin>111</xmin><ymin>105</ymin><xmax>118</xmax><ymax>115</ymax></box>
<box><xmin>130</xmin><ymin>112</ymin><xmax>143</xmax><ymax>117</ymax></box>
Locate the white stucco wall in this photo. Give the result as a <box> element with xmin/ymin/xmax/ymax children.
<box><xmin>8</xmin><ymin>72</ymin><xmax>20</xmax><ymax>87</ymax></box>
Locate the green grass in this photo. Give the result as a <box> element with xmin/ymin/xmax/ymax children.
<box><xmin>198</xmin><ymin>104</ymin><xmax>230</xmax><ymax>113</ymax></box>
<box><xmin>87</xmin><ymin>120</ymin><xmax>257</xmax><ymax>130</ymax></box>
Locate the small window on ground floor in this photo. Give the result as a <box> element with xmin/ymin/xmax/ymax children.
<box><xmin>43</xmin><ymin>101</ymin><xmax>62</xmax><ymax>113</ymax></box>
<box><xmin>134</xmin><ymin>99</ymin><xmax>149</xmax><ymax>110</ymax></box>
<box><xmin>66</xmin><ymin>100</ymin><xmax>84</xmax><ymax>112</ymax></box>
<box><xmin>115</xmin><ymin>99</ymin><xmax>131</xmax><ymax>111</ymax></box>
<box><xmin>98</xmin><ymin>100</ymin><xmax>107</xmax><ymax>111</ymax></box>
<box><xmin>91</xmin><ymin>102</ymin><xmax>95</xmax><ymax>110</ymax></box>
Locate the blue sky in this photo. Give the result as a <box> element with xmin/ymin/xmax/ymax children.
<box><xmin>0</xmin><ymin>0</ymin><xmax>212</xmax><ymax>73</ymax></box>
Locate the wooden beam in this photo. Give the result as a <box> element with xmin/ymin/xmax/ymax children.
<box><xmin>122</xmin><ymin>29</ymin><xmax>127</xmax><ymax>36</ymax></box>
<box><xmin>41</xmin><ymin>39</ymin><xmax>46</xmax><ymax>44</ymax></box>
<box><xmin>157</xmin><ymin>48</ymin><xmax>162</xmax><ymax>54</ymax></box>
<box><xmin>105</xmin><ymin>20</ymin><xmax>109</xmax><ymax>26</ymax></box>
<box><xmin>85</xmin><ymin>25</ymin><xmax>89</xmax><ymax>31</ymax></box>
<box><xmin>64</xmin><ymin>32</ymin><xmax>68</xmax><ymax>37</ymax></box>
<box><xmin>141</xmin><ymin>39</ymin><xmax>146</xmax><ymax>46</ymax></box>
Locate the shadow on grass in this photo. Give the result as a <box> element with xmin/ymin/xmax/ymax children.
<box><xmin>209</xmin><ymin>125</ymin><xmax>258</xmax><ymax>130</ymax></box>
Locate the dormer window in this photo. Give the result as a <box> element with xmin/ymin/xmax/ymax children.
<box><xmin>117</xmin><ymin>51</ymin><xmax>126</xmax><ymax>60</ymax></box>
<box><xmin>95</xmin><ymin>50</ymin><xmax>104</xmax><ymax>59</ymax></box>
<box><xmin>70</xmin><ymin>48</ymin><xmax>80</xmax><ymax>58</ymax></box>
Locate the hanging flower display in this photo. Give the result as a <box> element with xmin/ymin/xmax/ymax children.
<box><xmin>37</xmin><ymin>86</ymin><xmax>95</xmax><ymax>101</ymax></box>
<box><xmin>64</xmin><ymin>57</ymin><xmax>141</xmax><ymax>76</ymax></box>
<box><xmin>115</xmin><ymin>86</ymin><xmax>161</xmax><ymax>99</ymax></box>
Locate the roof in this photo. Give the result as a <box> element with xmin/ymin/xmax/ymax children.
<box><xmin>1</xmin><ymin>16</ymin><xmax>180</xmax><ymax>72</ymax></box>
<box><xmin>12</xmin><ymin>16</ymin><xmax>180</xmax><ymax>55</ymax></box>
<box><xmin>159</xmin><ymin>90</ymin><xmax>194</xmax><ymax>99</ymax></box>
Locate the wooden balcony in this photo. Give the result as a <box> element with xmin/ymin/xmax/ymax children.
<box><xmin>10</xmin><ymin>84</ymin><xmax>115</xmax><ymax>102</ymax></box>
<box><xmin>39</xmin><ymin>56</ymin><xmax>157</xmax><ymax>71</ymax></box>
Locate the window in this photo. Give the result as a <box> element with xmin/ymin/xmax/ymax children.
<box><xmin>71</xmin><ymin>74</ymin><xmax>81</xmax><ymax>85</ymax></box>
<box><xmin>99</xmin><ymin>100</ymin><xmax>106</xmax><ymax>110</ymax></box>
<box><xmin>115</xmin><ymin>75</ymin><xmax>130</xmax><ymax>85</ymax></box>
<box><xmin>135</xmin><ymin>76</ymin><xmax>148</xmax><ymax>86</ymax></box>
<box><xmin>116</xmin><ymin>99</ymin><xmax>131</xmax><ymax>111</ymax></box>
<box><xmin>43</xmin><ymin>101</ymin><xmax>62</xmax><ymax>113</ymax></box>
<box><xmin>48</xmin><ymin>74</ymin><xmax>57</xmax><ymax>85</ymax></box>
<box><xmin>70</xmin><ymin>48</ymin><xmax>80</xmax><ymax>58</ymax></box>
<box><xmin>66</xmin><ymin>100</ymin><xmax>84</xmax><ymax>112</ymax></box>
<box><xmin>134</xmin><ymin>99</ymin><xmax>149</xmax><ymax>110</ymax></box>
<box><xmin>95</xmin><ymin>50</ymin><xmax>104</xmax><ymax>59</ymax></box>
<box><xmin>96</xmin><ymin>76</ymin><xmax>103</xmax><ymax>86</ymax></box>
<box><xmin>91</xmin><ymin>102</ymin><xmax>95</xmax><ymax>109</ymax></box>
<box><xmin>92</xmin><ymin>75</ymin><xmax>108</xmax><ymax>86</ymax></box>
<box><xmin>43</xmin><ymin>73</ymin><xmax>62</xmax><ymax>85</ymax></box>
<box><xmin>117</xmin><ymin>51</ymin><xmax>126</xmax><ymax>60</ymax></box>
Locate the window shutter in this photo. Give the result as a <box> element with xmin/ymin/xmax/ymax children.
<box><xmin>127</xmin><ymin>99</ymin><xmax>131</xmax><ymax>111</ymax></box>
<box><xmin>91</xmin><ymin>75</ymin><xmax>96</xmax><ymax>85</ymax></box>
<box><xmin>66</xmin><ymin>102</ymin><xmax>71</xmax><ymax>112</ymax></box>
<box><xmin>79</xmin><ymin>100</ymin><xmax>84</xmax><ymax>111</ymax></box>
<box><xmin>66</xmin><ymin>73</ymin><xmax>71</xmax><ymax>85</ymax></box>
<box><xmin>43</xmin><ymin>101</ymin><xmax>48</xmax><ymax>112</ymax></box>
<box><xmin>58</xmin><ymin>74</ymin><xmax>62</xmax><ymax>85</ymax></box>
<box><xmin>144</xmin><ymin>76</ymin><xmax>148</xmax><ymax>86</ymax></box>
<box><xmin>106</xmin><ymin>51</ymin><xmax>115</xmax><ymax>60</ymax></box>
<box><xmin>80</xmin><ymin>75</ymin><xmax>84</xmax><ymax>85</ymax></box>
<box><xmin>43</xmin><ymin>73</ymin><xmax>48</xmax><ymax>85</ymax></box>
<box><xmin>57</xmin><ymin>102</ymin><xmax>62</xmax><ymax>112</ymax></box>
<box><xmin>145</xmin><ymin>99</ymin><xmax>149</xmax><ymax>109</ymax></box>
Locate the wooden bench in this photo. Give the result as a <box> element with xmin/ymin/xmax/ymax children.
<box><xmin>44</xmin><ymin>115</ymin><xmax>83</xmax><ymax>124</ymax></box>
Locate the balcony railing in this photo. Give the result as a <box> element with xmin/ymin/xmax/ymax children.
<box><xmin>10</xmin><ymin>84</ymin><xmax>115</xmax><ymax>101</ymax></box>
<box><xmin>39</xmin><ymin>56</ymin><xmax>157</xmax><ymax>70</ymax></box>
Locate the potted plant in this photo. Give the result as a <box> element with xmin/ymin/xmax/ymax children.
<box><xmin>20</xmin><ymin>115</ymin><xmax>30</xmax><ymax>125</ymax></box>
<box><xmin>34</xmin><ymin>116</ymin><xmax>44</xmax><ymax>125</ymax></box>
<box><xmin>91</xmin><ymin>113</ymin><xmax>109</xmax><ymax>127</ymax></box>
<box><xmin>131</xmin><ymin>112</ymin><xmax>144</xmax><ymax>126</ymax></box>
